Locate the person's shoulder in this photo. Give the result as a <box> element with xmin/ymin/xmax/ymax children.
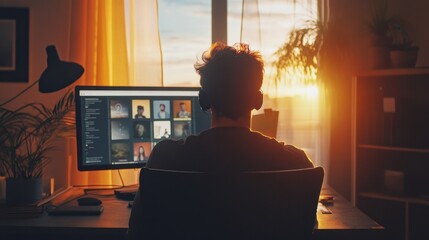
<box><xmin>282</xmin><ymin>144</ymin><xmax>314</xmax><ymax>168</ymax></box>
<box><xmin>247</xmin><ymin>131</ymin><xmax>314</xmax><ymax>168</ymax></box>
<box><xmin>149</xmin><ymin>139</ymin><xmax>184</xmax><ymax>160</ymax></box>
<box><xmin>248</xmin><ymin>130</ymin><xmax>281</xmax><ymax>144</ymax></box>
<box><xmin>282</xmin><ymin>144</ymin><xmax>308</xmax><ymax>158</ymax></box>
<box><xmin>153</xmin><ymin>138</ymin><xmax>183</xmax><ymax>150</ymax></box>
<box><xmin>147</xmin><ymin>139</ymin><xmax>184</xmax><ymax>168</ymax></box>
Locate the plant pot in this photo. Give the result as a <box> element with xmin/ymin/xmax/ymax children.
<box><xmin>0</xmin><ymin>176</ymin><xmax>6</xmax><ymax>200</ymax></box>
<box><xmin>370</xmin><ymin>46</ymin><xmax>391</xmax><ymax>69</ymax></box>
<box><xmin>369</xmin><ymin>35</ymin><xmax>392</xmax><ymax>69</ymax></box>
<box><xmin>390</xmin><ymin>49</ymin><xmax>419</xmax><ymax>68</ymax></box>
<box><xmin>6</xmin><ymin>178</ymin><xmax>42</xmax><ymax>205</ymax></box>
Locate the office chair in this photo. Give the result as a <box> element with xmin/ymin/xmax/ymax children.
<box><xmin>135</xmin><ymin>167</ymin><xmax>324</xmax><ymax>240</ymax></box>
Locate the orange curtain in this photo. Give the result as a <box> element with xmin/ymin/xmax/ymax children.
<box><xmin>67</xmin><ymin>0</ymin><xmax>138</xmax><ymax>187</ymax></box>
<box><xmin>70</xmin><ymin>0</ymin><xmax>129</xmax><ymax>86</ymax></box>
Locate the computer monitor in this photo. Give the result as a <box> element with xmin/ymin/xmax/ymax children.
<box><xmin>75</xmin><ymin>86</ymin><xmax>211</xmax><ymax>171</ymax></box>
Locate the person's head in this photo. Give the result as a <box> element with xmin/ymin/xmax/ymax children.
<box><xmin>139</xmin><ymin>146</ymin><xmax>144</xmax><ymax>154</ymax></box>
<box><xmin>159</xmin><ymin>103</ymin><xmax>166</xmax><ymax>112</ymax></box>
<box><xmin>195</xmin><ymin>42</ymin><xmax>264</xmax><ymax>120</ymax></box>
<box><xmin>136</xmin><ymin>124</ymin><xmax>145</xmax><ymax>136</ymax></box>
<box><xmin>137</xmin><ymin>105</ymin><xmax>144</xmax><ymax>114</ymax></box>
<box><xmin>179</xmin><ymin>102</ymin><xmax>186</xmax><ymax>111</ymax></box>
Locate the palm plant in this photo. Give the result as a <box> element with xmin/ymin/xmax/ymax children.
<box><xmin>0</xmin><ymin>91</ymin><xmax>75</xmax><ymax>179</ymax></box>
<box><xmin>273</xmin><ymin>19</ymin><xmax>324</xmax><ymax>86</ymax></box>
<box><xmin>388</xmin><ymin>16</ymin><xmax>418</xmax><ymax>50</ymax></box>
<box><xmin>271</xmin><ymin>16</ymin><xmax>350</xmax><ymax>94</ymax></box>
<box><xmin>366</xmin><ymin>0</ymin><xmax>390</xmax><ymax>37</ymax></box>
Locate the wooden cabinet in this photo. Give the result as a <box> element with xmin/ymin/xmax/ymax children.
<box><xmin>352</xmin><ymin>68</ymin><xmax>429</xmax><ymax>240</ymax></box>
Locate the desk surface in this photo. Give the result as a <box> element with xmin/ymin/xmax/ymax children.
<box><xmin>0</xmin><ymin>186</ymin><xmax>383</xmax><ymax>240</ymax></box>
<box><xmin>314</xmin><ymin>187</ymin><xmax>384</xmax><ymax>240</ymax></box>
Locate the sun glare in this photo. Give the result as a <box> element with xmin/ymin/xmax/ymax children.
<box><xmin>264</xmin><ymin>64</ymin><xmax>319</xmax><ymax>99</ymax></box>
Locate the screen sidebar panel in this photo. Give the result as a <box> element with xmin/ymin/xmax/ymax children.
<box><xmin>76</xmin><ymin>89</ymin><xmax>145</xmax><ymax>170</ymax></box>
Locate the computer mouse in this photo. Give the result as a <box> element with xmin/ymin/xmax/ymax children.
<box><xmin>77</xmin><ymin>197</ymin><xmax>102</xmax><ymax>206</ymax></box>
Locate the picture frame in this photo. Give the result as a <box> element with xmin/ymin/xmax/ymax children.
<box><xmin>0</xmin><ymin>7</ymin><xmax>29</xmax><ymax>83</ymax></box>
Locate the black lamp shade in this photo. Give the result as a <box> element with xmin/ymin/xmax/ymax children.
<box><xmin>38</xmin><ymin>45</ymin><xmax>84</xmax><ymax>93</ymax></box>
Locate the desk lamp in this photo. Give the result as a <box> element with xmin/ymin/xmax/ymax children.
<box><xmin>0</xmin><ymin>45</ymin><xmax>84</xmax><ymax>107</ymax></box>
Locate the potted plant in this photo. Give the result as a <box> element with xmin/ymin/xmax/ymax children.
<box><xmin>365</xmin><ymin>0</ymin><xmax>392</xmax><ymax>69</ymax></box>
<box><xmin>273</xmin><ymin>19</ymin><xmax>323</xmax><ymax>86</ymax></box>
<box><xmin>272</xmin><ymin>18</ymin><xmax>349</xmax><ymax>90</ymax></box>
<box><xmin>0</xmin><ymin>92</ymin><xmax>74</xmax><ymax>205</ymax></box>
<box><xmin>388</xmin><ymin>17</ymin><xmax>419</xmax><ymax>68</ymax></box>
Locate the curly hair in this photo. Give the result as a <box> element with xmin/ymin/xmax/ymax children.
<box><xmin>194</xmin><ymin>42</ymin><xmax>264</xmax><ymax>119</ymax></box>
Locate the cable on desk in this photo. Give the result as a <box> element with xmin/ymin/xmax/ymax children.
<box><xmin>73</xmin><ymin>184</ymin><xmax>123</xmax><ymax>189</ymax></box>
<box><xmin>72</xmin><ymin>169</ymin><xmax>133</xmax><ymax>196</ymax></box>
<box><xmin>71</xmin><ymin>185</ymin><xmax>123</xmax><ymax>196</ymax></box>
<box><xmin>46</xmin><ymin>187</ymin><xmax>86</xmax><ymax>207</ymax></box>
<box><xmin>117</xmin><ymin>169</ymin><xmax>125</xmax><ymax>187</ymax></box>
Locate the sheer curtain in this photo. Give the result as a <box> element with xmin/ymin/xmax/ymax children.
<box><xmin>234</xmin><ymin>0</ymin><xmax>330</xmax><ymax>179</ymax></box>
<box><xmin>67</xmin><ymin>0</ymin><xmax>162</xmax><ymax>186</ymax></box>
<box><xmin>124</xmin><ymin>0</ymin><xmax>163</xmax><ymax>86</ymax></box>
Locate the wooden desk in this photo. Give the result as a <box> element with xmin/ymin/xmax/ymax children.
<box><xmin>0</xmin><ymin>186</ymin><xmax>383</xmax><ymax>240</ymax></box>
<box><xmin>315</xmin><ymin>187</ymin><xmax>384</xmax><ymax>240</ymax></box>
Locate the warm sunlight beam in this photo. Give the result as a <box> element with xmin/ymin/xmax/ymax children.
<box><xmin>264</xmin><ymin>64</ymin><xmax>319</xmax><ymax>98</ymax></box>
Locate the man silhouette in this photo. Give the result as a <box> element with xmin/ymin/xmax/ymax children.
<box><xmin>141</xmin><ymin>42</ymin><xmax>313</xmax><ymax>171</ymax></box>
<box><xmin>128</xmin><ymin>42</ymin><xmax>313</xmax><ymax>238</ymax></box>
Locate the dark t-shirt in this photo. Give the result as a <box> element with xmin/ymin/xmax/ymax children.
<box><xmin>147</xmin><ymin>127</ymin><xmax>313</xmax><ymax>171</ymax></box>
<box><xmin>128</xmin><ymin>127</ymin><xmax>314</xmax><ymax>239</ymax></box>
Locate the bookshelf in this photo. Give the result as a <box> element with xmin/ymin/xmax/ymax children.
<box><xmin>352</xmin><ymin>67</ymin><xmax>429</xmax><ymax>240</ymax></box>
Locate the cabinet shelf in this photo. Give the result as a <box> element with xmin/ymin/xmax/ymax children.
<box><xmin>358</xmin><ymin>144</ymin><xmax>429</xmax><ymax>153</ymax></box>
<box><xmin>359</xmin><ymin>192</ymin><xmax>429</xmax><ymax>206</ymax></box>
<box><xmin>353</xmin><ymin>69</ymin><xmax>429</xmax><ymax>240</ymax></box>
<box><xmin>356</xmin><ymin>67</ymin><xmax>429</xmax><ymax>77</ymax></box>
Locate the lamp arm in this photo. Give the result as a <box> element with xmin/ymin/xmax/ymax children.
<box><xmin>0</xmin><ymin>80</ymin><xmax>39</xmax><ymax>108</ymax></box>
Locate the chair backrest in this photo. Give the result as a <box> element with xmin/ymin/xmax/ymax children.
<box><xmin>138</xmin><ymin>167</ymin><xmax>324</xmax><ymax>240</ymax></box>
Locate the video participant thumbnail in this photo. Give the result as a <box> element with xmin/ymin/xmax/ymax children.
<box><xmin>111</xmin><ymin>120</ymin><xmax>130</xmax><ymax>140</ymax></box>
<box><xmin>153</xmin><ymin>121</ymin><xmax>171</xmax><ymax>139</ymax></box>
<box><xmin>173</xmin><ymin>100</ymin><xmax>192</xmax><ymax>119</ymax></box>
<box><xmin>153</xmin><ymin>100</ymin><xmax>171</xmax><ymax>119</ymax></box>
<box><xmin>134</xmin><ymin>121</ymin><xmax>151</xmax><ymax>140</ymax></box>
<box><xmin>111</xmin><ymin>143</ymin><xmax>131</xmax><ymax>163</ymax></box>
<box><xmin>133</xmin><ymin>142</ymin><xmax>152</xmax><ymax>162</ymax></box>
<box><xmin>110</xmin><ymin>99</ymin><xmax>129</xmax><ymax>119</ymax></box>
<box><xmin>173</xmin><ymin>121</ymin><xmax>191</xmax><ymax>139</ymax></box>
<box><xmin>132</xmin><ymin>99</ymin><xmax>151</xmax><ymax>119</ymax></box>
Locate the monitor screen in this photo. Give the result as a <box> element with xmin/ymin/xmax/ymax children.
<box><xmin>75</xmin><ymin>86</ymin><xmax>211</xmax><ymax>171</ymax></box>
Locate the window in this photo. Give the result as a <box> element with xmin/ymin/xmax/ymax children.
<box><xmin>228</xmin><ymin>0</ymin><xmax>324</xmax><ymax>166</ymax></box>
<box><xmin>158</xmin><ymin>0</ymin><xmax>211</xmax><ymax>86</ymax></box>
<box><xmin>133</xmin><ymin>0</ymin><xmax>325</xmax><ymax>167</ymax></box>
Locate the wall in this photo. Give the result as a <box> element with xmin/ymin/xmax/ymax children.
<box><xmin>390</xmin><ymin>0</ymin><xmax>429</xmax><ymax>66</ymax></box>
<box><xmin>0</xmin><ymin>0</ymin><xmax>72</xmax><ymax>107</ymax></box>
<box><xmin>0</xmin><ymin>0</ymin><xmax>72</xmax><ymax>191</ymax></box>
<box><xmin>1</xmin><ymin>0</ymin><xmax>428</xmax><ymax>199</ymax></box>
<box><xmin>328</xmin><ymin>0</ymin><xmax>429</xmax><ymax>200</ymax></box>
